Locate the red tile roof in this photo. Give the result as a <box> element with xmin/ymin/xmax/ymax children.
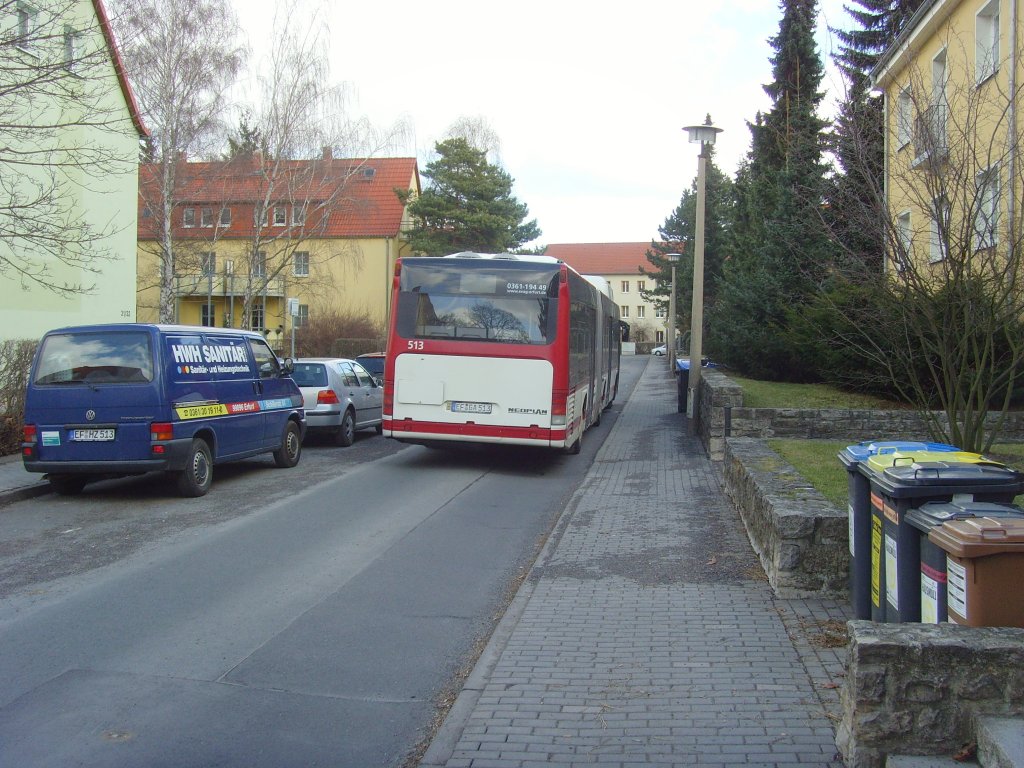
<box><xmin>544</xmin><ymin>242</ymin><xmax>667</xmax><ymax>276</ymax></box>
<box><xmin>138</xmin><ymin>156</ymin><xmax>419</xmax><ymax>239</ymax></box>
<box><xmin>93</xmin><ymin>0</ymin><xmax>148</xmax><ymax>137</ymax></box>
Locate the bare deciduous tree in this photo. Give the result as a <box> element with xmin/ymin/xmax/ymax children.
<box><xmin>112</xmin><ymin>0</ymin><xmax>245</xmax><ymax>322</ymax></box>
<box><xmin>226</xmin><ymin>1</ymin><xmax>407</xmax><ymax>330</ymax></box>
<box><xmin>819</xmin><ymin>29</ymin><xmax>1024</xmax><ymax>452</ymax></box>
<box><xmin>0</xmin><ymin>0</ymin><xmax>143</xmax><ymax>296</ymax></box>
<box><xmin>443</xmin><ymin>115</ymin><xmax>503</xmax><ymax>166</ymax></box>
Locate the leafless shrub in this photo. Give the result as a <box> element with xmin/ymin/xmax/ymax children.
<box><xmin>0</xmin><ymin>339</ymin><xmax>38</xmax><ymax>456</ymax></box>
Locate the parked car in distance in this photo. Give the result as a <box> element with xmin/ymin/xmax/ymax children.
<box><xmin>651</xmin><ymin>345</ymin><xmax>667</xmax><ymax>356</ymax></box>
<box><xmin>290</xmin><ymin>358</ymin><xmax>383</xmax><ymax>446</ymax></box>
<box><xmin>354</xmin><ymin>352</ymin><xmax>385</xmax><ymax>382</ymax></box>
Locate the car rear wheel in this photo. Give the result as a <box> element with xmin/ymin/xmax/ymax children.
<box><xmin>335</xmin><ymin>409</ymin><xmax>355</xmax><ymax>447</ymax></box>
<box><xmin>177</xmin><ymin>439</ymin><xmax>212</xmax><ymax>497</ymax></box>
<box><xmin>274</xmin><ymin>421</ymin><xmax>303</xmax><ymax>467</ymax></box>
<box><xmin>50</xmin><ymin>474</ymin><xmax>88</xmax><ymax>496</ymax></box>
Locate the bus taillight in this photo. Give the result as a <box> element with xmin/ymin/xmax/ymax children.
<box><xmin>551</xmin><ymin>390</ymin><xmax>567</xmax><ymax>426</ymax></box>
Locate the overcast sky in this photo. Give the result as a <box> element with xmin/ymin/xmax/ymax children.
<box><xmin>234</xmin><ymin>0</ymin><xmax>853</xmax><ymax>247</ymax></box>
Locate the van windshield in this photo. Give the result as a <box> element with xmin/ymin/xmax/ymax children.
<box><xmin>34</xmin><ymin>331</ymin><xmax>154</xmax><ymax>385</ymax></box>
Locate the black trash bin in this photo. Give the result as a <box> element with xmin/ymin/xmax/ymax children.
<box><xmin>906</xmin><ymin>500</ymin><xmax>1024</xmax><ymax>623</ymax></box>
<box><xmin>838</xmin><ymin>441</ymin><xmax>960</xmax><ymax>620</ymax></box>
<box><xmin>865</xmin><ymin>460</ymin><xmax>1024</xmax><ymax>623</ymax></box>
<box><xmin>676</xmin><ymin>359</ymin><xmax>688</xmax><ymax>413</ymax></box>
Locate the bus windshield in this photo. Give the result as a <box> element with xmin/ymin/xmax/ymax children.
<box><xmin>397</xmin><ymin>261</ymin><xmax>560</xmax><ymax>345</ymax></box>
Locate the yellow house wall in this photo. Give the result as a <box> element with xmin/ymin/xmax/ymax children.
<box><xmin>137</xmin><ymin>234</ymin><xmax>406</xmax><ymax>349</ymax></box>
<box><xmin>0</xmin><ymin>0</ymin><xmax>141</xmax><ymax>343</ymax></box>
<box><xmin>607</xmin><ymin>272</ymin><xmax>667</xmax><ymax>343</ymax></box>
<box><xmin>880</xmin><ymin>0</ymin><xmax>1023</xmax><ymax>270</ymax></box>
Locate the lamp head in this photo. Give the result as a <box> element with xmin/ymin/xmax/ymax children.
<box><xmin>665</xmin><ymin>252</ymin><xmax>681</xmax><ymax>263</ymax></box>
<box><xmin>683</xmin><ymin>124</ymin><xmax>723</xmax><ymax>145</ymax></box>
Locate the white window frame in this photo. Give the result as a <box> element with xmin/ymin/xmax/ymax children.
<box><xmin>897</xmin><ymin>87</ymin><xmax>913</xmax><ymax>149</ymax></box>
<box><xmin>655</xmin><ymin>306</ymin><xmax>666</xmax><ymax>319</ymax></box>
<box><xmin>183</xmin><ymin>207</ymin><xmax>196</xmax><ymax>228</ymax></box>
<box><xmin>291</xmin><ymin>205</ymin><xmax>306</xmax><ymax>226</ymax></box>
<box><xmin>976</xmin><ymin>0</ymin><xmax>1000</xmax><ymax>84</ymax></box>
<box><xmin>895</xmin><ymin>211</ymin><xmax>912</xmax><ymax>272</ymax></box>
<box><xmin>974</xmin><ymin>164</ymin><xmax>1000</xmax><ymax>250</ymax></box>
<box><xmin>636</xmin><ymin>305</ymin><xmax>645</xmax><ymax>319</ymax></box>
<box><xmin>16</xmin><ymin>3</ymin><xmax>37</xmax><ymax>52</ymax></box>
<box><xmin>253</xmin><ymin>251</ymin><xmax>267</xmax><ymax>278</ymax></box>
<box><xmin>620</xmin><ymin>305</ymin><xmax>629</xmax><ymax>318</ymax></box>
<box><xmin>637</xmin><ymin>280</ymin><xmax>646</xmax><ymax>292</ymax></box>
<box><xmin>63</xmin><ymin>25</ymin><xmax>80</xmax><ymax>71</ymax></box>
<box><xmin>200</xmin><ymin>206</ymin><xmax>214</xmax><ymax>228</ymax></box>
<box><xmin>219</xmin><ymin>207</ymin><xmax>231</xmax><ymax>227</ymax></box>
<box><xmin>273</xmin><ymin>206</ymin><xmax>287</xmax><ymax>226</ymax></box>
<box><xmin>293</xmin><ymin>251</ymin><xmax>310</xmax><ymax>277</ymax></box>
<box><xmin>620</xmin><ymin>280</ymin><xmax>630</xmax><ymax>293</ymax></box>
<box><xmin>201</xmin><ymin>303</ymin><xmax>217</xmax><ymax>327</ymax></box>
<box><xmin>295</xmin><ymin>304</ymin><xmax>309</xmax><ymax>328</ymax></box>
<box><xmin>929</xmin><ymin>195</ymin><xmax>949</xmax><ymax>264</ymax></box>
<box><xmin>200</xmin><ymin>251</ymin><xmax>216</xmax><ymax>277</ymax></box>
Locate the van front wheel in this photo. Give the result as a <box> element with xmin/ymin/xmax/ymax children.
<box><xmin>177</xmin><ymin>439</ymin><xmax>212</xmax><ymax>497</ymax></box>
<box><xmin>274</xmin><ymin>421</ymin><xmax>302</xmax><ymax>467</ymax></box>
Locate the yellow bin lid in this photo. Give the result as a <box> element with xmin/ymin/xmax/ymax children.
<box><xmin>864</xmin><ymin>450</ymin><xmax>991</xmax><ymax>474</ymax></box>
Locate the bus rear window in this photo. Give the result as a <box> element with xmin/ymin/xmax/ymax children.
<box><xmin>34</xmin><ymin>332</ymin><xmax>154</xmax><ymax>385</ymax></box>
<box><xmin>397</xmin><ymin>263</ymin><xmax>559</xmax><ymax>344</ymax></box>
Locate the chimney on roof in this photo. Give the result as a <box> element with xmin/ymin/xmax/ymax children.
<box><xmin>322</xmin><ymin>146</ymin><xmax>333</xmax><ymax>161</ymax></box>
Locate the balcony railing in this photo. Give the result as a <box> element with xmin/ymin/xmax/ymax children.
<box><xmin>175</xmin><ymin>273</ymin><xmax>285</xmax><ymax>298</ymax></box>
<box><xmin>913</xmin><ymin>103</ymin><xmax>948</xmax><ymax>167</ymax></box>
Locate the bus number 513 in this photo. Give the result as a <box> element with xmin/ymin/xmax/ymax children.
<box><xmin>407</xmin><ymin>340</ymin><xmax>424</xmax><ymax>350</ymax></box>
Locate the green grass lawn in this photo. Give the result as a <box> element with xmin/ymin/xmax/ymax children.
<box><xmin>768</xmin><ymin>438</ymin><xmax>1024</xmax><ymax>509</ymax></box>
<box><xmin>727</xmin><ymin>373</ymin><xmax>907</xmax><ymax>410</ymax></box>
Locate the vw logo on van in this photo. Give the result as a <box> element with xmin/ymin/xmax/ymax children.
<box><xmin>85</xmin><ymin>410</ymin><xmax>96</xmax><ymax>421</ymax></box>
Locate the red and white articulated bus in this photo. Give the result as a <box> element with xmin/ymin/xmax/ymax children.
<box><xmin>383</xmin><ymin>252</ymin><xmax>621</xmax><ymax>453</ymax></box>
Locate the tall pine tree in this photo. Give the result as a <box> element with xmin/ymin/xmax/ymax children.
<box><xmin>827</xmin><ymin>0</ymin><xmax>927</xmax><ymax>270</ymax></box>
<box><xmin>397</xmin><ymin>138</ymin><xmax>540</xmax><ymax>255</ymax></box>
<box><xmin>708</xmin><ymin>0</ymin><xmax>830</xmax><ymax>380</ymax></box>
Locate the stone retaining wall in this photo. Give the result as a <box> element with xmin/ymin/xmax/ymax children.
<box><xmin>698</xmin><ymin>370</ymin><xmax>1024</xmax><ymax>460</ymax></box>
<box><xmin>722</xmin><ymin>437</ymin><xmax>848</xmax><ymax>596</ymax></box>
<box><xmin>837</xmin><ymin>622</ymin><xmax>1024</xmax><ymax>768</ymax></box>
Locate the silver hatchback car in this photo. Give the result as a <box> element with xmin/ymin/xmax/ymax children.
<box><xmin>290</xmin><ymin>358</ymin><xmax>383</xmax><ymax>446</ymax></box>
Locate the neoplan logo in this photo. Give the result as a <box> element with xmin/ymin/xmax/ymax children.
<box><xmin>509</xmin><ymin>407</ymin><xmax>548</xmax><ymax>415</ymax></box>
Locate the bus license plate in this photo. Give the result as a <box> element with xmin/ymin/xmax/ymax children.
<box><xmin>71</xmin><ymin>428</ymin><xmax>115</xmax><ymax>441</ymax></box>
<box><xmin>451</xmin><ymin>401</ymin><xmax>492</xmax><ymax>414</ymax></box>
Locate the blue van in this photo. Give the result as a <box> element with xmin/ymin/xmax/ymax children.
<box><xmin>22</xmin><ymin>324</ymin><xmax>306</xmax><ymax>497</ymax></box>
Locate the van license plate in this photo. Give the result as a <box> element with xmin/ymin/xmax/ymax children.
<box><xmin>71</xmin><ymin>428</ymin><xmax>115</xmax><ymax>441</ymax></box>
<box><xmin>451</xmin><ymin>401</ymin><xmax>492</xmax><ymax>414</ymax></box>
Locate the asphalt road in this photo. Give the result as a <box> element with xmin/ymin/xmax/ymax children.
<box><xmin>0</xmin><ymin>356</ymin><xmax>645</xmax><ymax>767</ymax></box>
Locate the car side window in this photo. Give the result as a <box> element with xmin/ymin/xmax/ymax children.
<box><xmin>338</xmin><ymin>362</ymin><xmax>358</xmax><ymax>387</ymax></box>
<box><xmin>351</xmin><ymin>362</ymin><xmax>373</xmax><ymax>387</ymax></box>
<box><xmin>249</xmin><ymin>338</ymin><xmax>280</xmax><ymax>379</ymax></box>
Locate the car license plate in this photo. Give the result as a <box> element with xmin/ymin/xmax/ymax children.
<box><xmin>451</xmin><ymin>401</ymin><xmax>492</xmax><ymax>414</ymax></box>
<box><xmin>71</xmin><ymin>428</ymin><xmax>115</xmax><ymax>441</ymax></box>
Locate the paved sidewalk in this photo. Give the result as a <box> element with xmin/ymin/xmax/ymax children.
<box><xmin>423</xmin><ymin>358</ymin><xmax>850</xmax><ymax>767</ymax></box>
<box><xmin>0</xmin><ymin>452</ymin><xmax>50</xmax><ymax>505</ymax></box>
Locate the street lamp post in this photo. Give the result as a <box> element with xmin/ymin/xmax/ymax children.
<box><xmin>682</xmin><ymin>120</ymin><xmax>722</xmax><ymax>433</ymax></box>
<box><xmin>665</xmin><ymin>252</ymin><xmax>681</xmax><ymax>372</ymax></box>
